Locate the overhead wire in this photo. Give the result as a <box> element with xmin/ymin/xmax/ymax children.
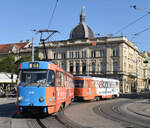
<box><xmin>134</xmin><ymin>26</ymin><xmax>150</xmax><ymax>36</ymax></box>
<box><xmin>131</xmin><ymin>26</ymin><xmax>150</xmax><ymax>41</ymax></box>
<box><xmin>114</xmin><ymin>12</ymin><xmax>150</xmax><ymax>35</ymax></box>
<box><xmin>48</xmin><ymin>0</ymin><xmax>59</xmax><ymax>29</ymax></box>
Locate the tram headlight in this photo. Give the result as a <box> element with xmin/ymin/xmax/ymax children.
<box><xmin>39</xmin><ymin>97</ymin><xmax>45</xmax><ymax>102</ymax></box>
<box><xmin>18</xmin><ymin>96</ymin><xmax>22</xmax><ymax>101</ymax></box>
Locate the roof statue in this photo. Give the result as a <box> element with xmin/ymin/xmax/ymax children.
<box><xmin>80</xmin><ymin>6</ymin><xmax>85</xmax><ymax>23</ymax></box>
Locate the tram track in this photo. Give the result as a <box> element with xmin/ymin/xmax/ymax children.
<box><xmin>11</xmin><ymin>101</ymin><xmax>86</xmax><ymax>128</ymax></box>
<box><xmin>25</xmin><ymin>114</ymin><xmax>72</xmax><ymax>128</ymax></box>
<box><xmin>23</xmin><ymin>109</ymin><xmax>84</xmax><ymax>128</ymax></box>
<box><xmin>93</xmin><ymin>99</ymin><xmax>150</xmax><ymax>128</ymax></box>
<box><xmin>7</xmin><ymin>96</ymin><xmax>150</xmax><ymax>128</ymax></box>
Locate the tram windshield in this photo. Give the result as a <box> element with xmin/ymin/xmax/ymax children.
<box><xmin>19</xmin><ymin>70</ymin><xmax>55</xmax><ymax>86</ymax></box>
<box><xmin>74</xmin><ymin>80</ymin><xmax>84</xmax><ymax>88</ymax></box>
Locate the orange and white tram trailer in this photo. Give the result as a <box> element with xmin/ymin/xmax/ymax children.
<box><xmin>74</xmin><ymin>76</ymin><xmax>120</xmax><ymax>101</ymax></box>
<box><xmin>16</xmin><ymin>61</ymin><xmax>74</xmax><ymax>115</ymax></box>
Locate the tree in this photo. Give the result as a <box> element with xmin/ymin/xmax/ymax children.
<box><xmin>0</xmin><ymin>54</ymin><xmax>16</xmax><ymax>73</ymax></box>
<box><xmin>15</xmin><ymin>54</ymin><xmax>40</xmax><ymax>73</ymax></box>
<box><xmin>0</xmin><ymin>54</ymin><xmax>40</xmax><ymax>74</ymax></box>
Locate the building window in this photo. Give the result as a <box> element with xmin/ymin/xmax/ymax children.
<box><xmin>75</xmin><ymin>51</ymin><xmax>79</xmax><ymax>58</ymax></box>
<box><xmin>92</xmin><ymin>62</ymin><xmax>95</xmax><ymax>73</ymax></box>
<box><xmin>69</xmin><ymin>52</ymin><xmax>74</xmax><ymax>58</ymax></box>
<box><xmin>82</xmin><ymin>51</ymin><xmax>86</xmax><ymax>58</ymax></box>
<box><xmin>82</xmin><ymin>62</ymin><xmax>86</xmax><ymax>74</ymax></box>
<box><xmin>61</xmin><ymin>52</ymin><xmax>66</xmax><ymax>59</ymax></box>
<box><xmin>91</xmin><ymin>50</ymin><xmax>96</xmax><ymax>58</ymax></box>
<box><xmin>76</xmin><ymin>63</ymin><xmax>80</xmax><ymax>73</ymax></box>
<box><xmin>99</xmin><ymin>49</ymin><xmax>105</xmax><ymax>57</ymax></box>
<box><xmin>113</xmin><ymin>61</ymin><xmax>118</xmax><ymax>72</ymax></box>
<box><xmin>113</xmin><ymin>48</ymin><xmax>119</xmax><ymax>57</ymax></box>
<box><xmin>54</xmin><ymin>52</ymin><xmax>58</xmax><ymax>59</ymax></box>
<box><xmin>61</xmin><ymin>62</ymin><xmax>66</xmax><ymax>70</ymax></box>
<box><xmin>100</xmin><ymin>62</ymin><xmax>105</xmax><ymax>73</ymax></box>
<box><xmin>70</xmin><ymin>63</ymin><xmax>73</xmax><ymax>73</ymax></box>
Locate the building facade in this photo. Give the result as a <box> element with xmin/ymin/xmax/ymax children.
<box><xmin>38</xmin><ymin>6</ymin><xmax>146</xmax><ymax>93</ymax></box>
<box><xmin>144</xmin><ymin>52</ymin><xmax>150</xmax><ymax>90</ymax></box>
<box><xmin>0</xmin><ymin>40</ymin><xmax>32</xmax><ymax>61</ymax></box>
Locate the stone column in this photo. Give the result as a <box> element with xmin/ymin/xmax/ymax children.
<box><xmin>66</xmin><ymin>61</ymin><xmax>70</xmax><ymax>72</ymax></box>
<box><xmin>73</xmin><ymin>61</ymin><xmax>76</xmax><ymax>74</ymax></box>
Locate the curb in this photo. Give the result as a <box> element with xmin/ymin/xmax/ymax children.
<box><xmin>127</xmin><ymin>103</ymin><xmax>150</xmax><ymax>118</ymax></box>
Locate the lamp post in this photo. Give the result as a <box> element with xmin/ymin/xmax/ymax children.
<box><xmin>32</xmin><ymin>37</ymin><xmax>34</xmax><ymax>62</ymax></box>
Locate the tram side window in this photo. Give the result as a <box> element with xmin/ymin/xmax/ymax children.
<box><xmin>66</xmin><ymin>75</ymin><xmax>68</xmax><ymax>88</ymax></box>
<box><xmin>66</xmin><ymin>76</ymin><xmax>68</xmax><ymax>88</ymax></box>
<box><xmin>74</xmin><ymin>80</ymin><xmax>84</xmax><ymax>88</ymax></box>
<box><xmin>70</xmin><ymin>77</ymin><xmax>73</xmax><ymax>88</ymax></box>
<box><xmin>56</xmin><ymin>71</ymin><xmax>61</xmax><ymax>87</ymax></box>
<box><xmin>47</xmin><ymin>70</ymin><xmax>55</xmax><ymax>86</ymax></box>
<box><xmin>71</xmin><ymin>78</ymin><xmax>74</xmax><ymax>88</ymax></box>
<box><xmin>68</xmin><ymin>77</ymin><xmax>71</xmax><ymax>88</ymax></box>
<box><xmin>70</xmin><ymin>78</ymin><xmax>72</xmax><ymax>88</ymax></box>
<box><xmin>64</xmin><ymin>74</ymin><xmax>66</xmax><ymax>87</ymax></box>
<box><xmin>61</xmin><ymin>72</ymin><xmax>64</xmax><ymax>87</ymax></box>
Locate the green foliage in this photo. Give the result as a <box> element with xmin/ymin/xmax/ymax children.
<box><xmin>0</xmin><ymin>54</ymin><xmax>40</xmax><ymax>74</ymax></box>
<box><xmin>0</xmin><ymin>53</ymin><xmax>16</xmax><ymax>73</ymax></box>
<box><xmin>15</xmin><ymin>54</ymin><xmax>40</xmax><ymax>73</ymax></box>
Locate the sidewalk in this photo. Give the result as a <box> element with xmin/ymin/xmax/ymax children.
<box><xmin>127</xmin><ymin>99</ymin><xmax>150</xmax><ymax>118</ymax></box>
<box><xmin>0</xmin><ymin>98</ymin><xmax>16</xmax><ymax>128</ymax></box>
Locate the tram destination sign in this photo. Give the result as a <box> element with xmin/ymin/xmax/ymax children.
<box><xmin>29</xmin><ymin>62</ymin><xmax>39</xmax><ymax>69</ymax></box>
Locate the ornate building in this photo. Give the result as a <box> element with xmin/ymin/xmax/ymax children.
<box><xmin>38</xmin><ymin>6</ymin><xmax>146</xmax><ymax>93</ymax></box>
<box><xmin>144</xmin><ymin>52</ymin><xmax>150</xmax><ymax>90</ymax></box>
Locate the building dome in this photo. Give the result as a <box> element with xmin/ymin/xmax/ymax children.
<box><xmin>70</xmin><ymin>6</ymin><xmax>94</xmax><ymax>40</ymax></box>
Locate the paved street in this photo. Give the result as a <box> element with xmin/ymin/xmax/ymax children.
<box><xmin>64</xmin><ymin>98</ymin><xmax>150</xmax><ymax>128</ymax></box>
<box><xmin>0</xmin><ymin>94</ymin><xmax>150</xmax><ymax>128</ymax></box>
<box><xmin>0</xmin><ymin>98</ymin><xmax>16</xmax><ymax>128</ymax></box>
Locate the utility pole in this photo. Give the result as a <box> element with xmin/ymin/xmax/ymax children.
<box><xmin>34</xmin><ymin>29</ymin><xmax>58</xmax><ymax>61</ymax></box>
<box><xmin>32</xmin><ymin>37</ymin><xmax>34</xmax><ymax>62</ymax></box>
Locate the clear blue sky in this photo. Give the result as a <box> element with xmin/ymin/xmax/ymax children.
<box><xmin>0</xmin><ymin>0</ymin><xmax>150</xmax><ymax>52</ymax></box>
